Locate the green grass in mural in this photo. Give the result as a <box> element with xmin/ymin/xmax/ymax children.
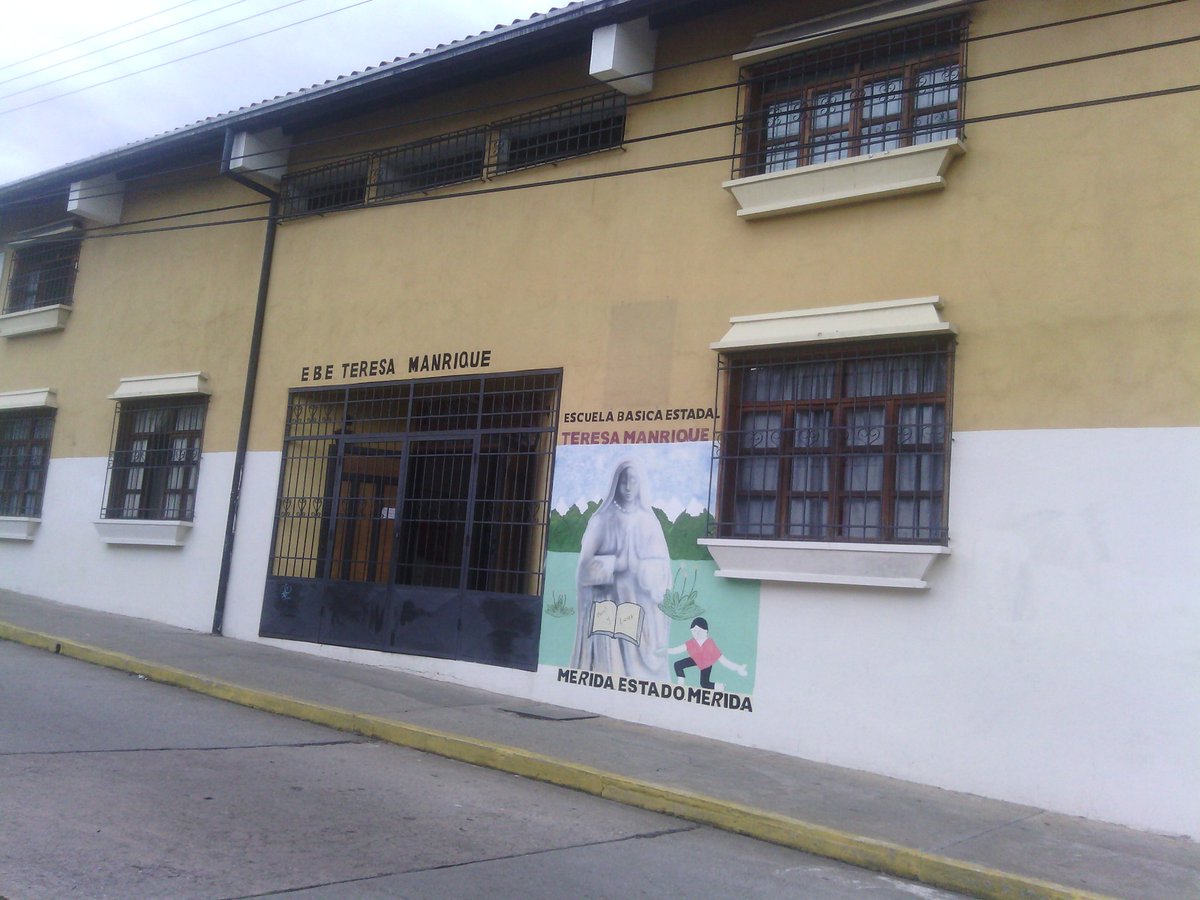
<box><xmin>548</xmin><ymin>503</ymin><xmax>712</xmax><ymax>561</ymax></box>
<box><xmin>544</xmin><ymin>591</ymin><xmax>574</xmax><ymax>617</ymax></box>
<box><xmin>658</xmin><ymin>567</ymin><xmax>706</xmax><ymax>621</ymax></box>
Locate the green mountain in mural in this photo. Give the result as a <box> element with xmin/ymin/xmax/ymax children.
<box><xmin>547</xmin><ymin>500</ymin><xmax>598</xmax><ymax>552</ymax></box>
<box><xmin>549</xmin><ymin>503</ymin><xmax>711</xmax><ymax>561</ymax></box>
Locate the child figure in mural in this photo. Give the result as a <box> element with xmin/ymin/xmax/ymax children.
<box><xmin>660</xmin><ymin>617</ymin><xmax>749</xmax><ymax>691</ymax></box>
<box><xmin>571</xmin><ymin>459</ymin><xmax>672</xmax><ymax>681</ymax></box>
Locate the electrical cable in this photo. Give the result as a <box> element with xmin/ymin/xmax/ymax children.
<box><xmin>1</xmin><ymin>0</ymin><xmax>1194</xmax><ymax>211</ymax></box>
<box><xmin>29</xmin><ymin>22</ymin><xmax>1197</xmax><ymax>218</ymax></box>
<box><xmin>0</xmin><ymin>0</ymin><xmax>210</xmax><ymax>74</ymax></box>
<box><xmin>0</xmin><ymin>0</ymin><xmax>262</xmax><ymax>91</ymax></box>
<box><xmin>61</xmin><ymin>78</ymin><xmax>1200</xmax><ymax>244</ymax></box>
<box><xmin>0</xmin><ymin>0</ymin><xmax>377</xmax><ymax>115</ymax></box>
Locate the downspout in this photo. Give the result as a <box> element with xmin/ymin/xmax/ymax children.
<box><xmin>212</xmin><ymin>127</ymin><xmax>282</xmax><ymax>635</ymax></box>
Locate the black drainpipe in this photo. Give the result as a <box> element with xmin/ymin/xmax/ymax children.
<box><xmin>212</xmin><ymin>127</ymin><xmax>282</xmax><ymax>635</ymax></box>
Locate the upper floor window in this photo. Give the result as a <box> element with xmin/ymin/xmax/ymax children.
<box><xmin>376</xmin><ymin>126</ymin><xmax>488</xmax><ymax>199</ymax></box>
<box><xmin>0</xmin><ymin>409</ymin><xmax>55</xmax><ymax>517</ymax></box>
<box><xmin>281</xmin><ymin>156</ymin><xmax>371</xmax><ymax>217</ymax></box>
<box><xmin>495</xmin><ymin>92</ymin><xmax>626</xmax><ymax>174</ymax></box>
<box><xmin>4</xmin><ymin>239</ymin><xmax>81</xmax><ymax>314</ymax></box>
<box><xmin>280</xmin><ymin>92</ymin><xmax>626</xmax><ymax>220</ymax></box>
<box><xmin>714</xmin><ymin>338</ymin><xmax>954</xmax><ymax>545</ymax></box>
<box><xmin>735</xmin><ymin>15</ymin><xmax>965</xmax><ymax>178</ymax></box>
<box><xmin>101</xmin><ymin>397</ymin><xmax>208</xmax><ymax>521</ymax></box>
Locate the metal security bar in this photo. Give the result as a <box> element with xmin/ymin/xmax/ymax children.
<box><xmin>494</xmin><ymin>92</ymin><xmax>626</xmax><ymax>174</ymax></box>
<box><xmin>280</xmin><ymin>155</ymin><xmax>371</xmax><ymax>218</ymax></box>
<box><xmin>376</xmin><ymin>126</ymin><xmax>488</xmax><ymax>199</ymax></box>
<box><xmin>279</xmin><ymin>92</ymin><xmax>625</xmax><ymax>220</ymax></box>
<box><xmin>713</xmin><ymin>340</ymin><xmax>954</xmax><ymax>544</ymax></box>
<box><xmin>4</xmin><ymin>241</ymin><xmax>80</xmax><ymax>313</ymax></box>
<box><xmin>269</xmin><ymin>371</ymin><xmax>561</xmax><ymax>596</ymax></box>
<box><xmin>0</xmin><ymin>410</ymin><xmax>55</xmax><ymax>517</ymax></box>
<box><xmin>101</xmin><ymin>398</ymin><xmax>208</xmax><ymax>521</ymax></box>
<box><xmin>735</xmin><ymin>15</ymin><xmax>966</xmax><ymax>178</ymax></box>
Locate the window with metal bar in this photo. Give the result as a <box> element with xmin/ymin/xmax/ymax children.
<box><xmin>494</xmin><ymin>92</ymin><xmax>626</xmax><ymax>174</ymax></box>
<box><xmin>280</xmin><ymin>156</ymin><xmax>370</xmax><ymax>218</ymax></box>
<box><xmin>735</xmin><ymin>16</ymin><xmax>965</xmax><ymax>178</ymax></box>
<box><xmin>278</xmin><ymin>92</ymin><xmax>626</xmax><ymax>220</ymax></box>
<box><xmin>0</xmin><ymin>409</ymin><xmax>55</xmax><ymax>517</ymax></box>
<box><xmin>375</xmin><ymin>127</ymin><xmax>488</xmax><ymax>199</ymax></box>
<box><xmin>101</xmin><ymin>398</ymin><xmax>208</xmax><ymax>521</ymax></box>
<box><xmin>4</xmin><ymin>240</ymin><xmax>81</xmax><ymax>313</ymax></box>
<box><xmin>268</xmin><ymin>372</ymin><xmax>561</xmax><ymax>596</ymax></box>
<box><xmin>714</xmin><ymin>339</ymin><xmax>953</xmax><ymax>544</ymax></box>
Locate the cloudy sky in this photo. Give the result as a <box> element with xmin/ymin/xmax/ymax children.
<box><xmin>0</xmin><ymin>0</ymin><xmax>548</xmax><ymax>186</ymax></box>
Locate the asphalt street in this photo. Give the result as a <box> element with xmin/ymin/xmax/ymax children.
<box><xmin>0</xmin><ymin>640</ymin><xmax>965</xmax><ymax>899</ymax></box>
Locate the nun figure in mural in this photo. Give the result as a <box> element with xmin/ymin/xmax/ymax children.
<box><xmin>571</xmin><ymin>459</ymin><xmax>672</xmax><ymax>680</ymax></box>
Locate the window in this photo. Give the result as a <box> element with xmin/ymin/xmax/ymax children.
<box><xmin>4</xmin><ymin>239</ymin><xmax>80</xmax><ymax>314</ymax></box>
<box><xmin>0</xmin><ymin>409</ymin><xmax>55</xmax><ymax>517</ymax></box>
<box><xmin>495</xmin><ymin>92</ymin><xmax>626</xmax><ymax>174</ymax></box>
<box><xmin>736</xmin><ymin>15</ymin><xmax>965</xmax><ymax>179</ymax></box>
<box><xmin>281</xmin><ymin>156</ymin><xmax>370</xmax><ymax>218</ymax></box>
<box><xmin>376</xmin><ymin>127</ymin><xmax>488</xmax><ymax>199</ymax></box>
<box><xmin>102</xmin><ymin>398</ymin><xmax>208</xmax><ymax>521</ymax></box>
<box><xmin>714</xmin><ymin>338</ymin><xmax>953</xmax><ymax>545</ymax></box>
<box><xmin>279</xmin><ymin>92</ymin><xmax>626</xmax><ymax>220</ymax></box>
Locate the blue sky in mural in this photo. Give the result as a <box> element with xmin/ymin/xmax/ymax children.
<box><xmin>552</xmin><ymin>443</ymin><xmax>714</xmax><ymax>520</ymax></box>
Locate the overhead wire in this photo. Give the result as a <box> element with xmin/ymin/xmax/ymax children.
<box><xmin>0</xmin><ymin>0</ymin><xmax>263</xmax><ymax>91</ymax></box>
<box><xmin>64</xmin><ymin>77</ymin><xmax>1200</xmax><ymax>244</ymax></box>
<box><xmin>0</xmin><ymin>0</ymin><xmax>210</xmax><ymax>74</ymax></box>
<box><xmin>1</xmin><ymin>0</ymin><xmax>1194</xmax><ymax>215</ymax></box>
<box><xmin>0</xmin><ymin>0</ymin><xmax>1185</xmax><ymax>203</ymax></box>
<box><xmin>0</xmin><ymin>0</ymin><xmax>377</xmax><ymax>116</ymax></box>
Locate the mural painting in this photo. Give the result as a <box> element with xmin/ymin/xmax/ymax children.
<box><xmin>540</xmin><ymin>436</ymin><xmax>759</xmax><ymax>712</ymax></box>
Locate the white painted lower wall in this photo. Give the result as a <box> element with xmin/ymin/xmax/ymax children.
<box><xmin>0</xmin><ymin>453</ymin><xmax>234</xmax><ymax>632</ymax></box>
<box><xmin>4</xmin><ymin>427</ymin><xmax>1198</xmax><ymax>837</ymax></box>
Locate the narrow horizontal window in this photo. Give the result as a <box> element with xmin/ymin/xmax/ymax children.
<box><xmin>494</xmin><ymin>92</ymin><xmax>626</xmax><ymax>174</ymax></box>
<box><xmin>375</xmin><ymin>127</ymin><xmax>488</xmax><ymax>199</ymax></box>
<box><xmin>281</xmin><ymin>156</ymin><xmax>370</xmax><ymax>218</ymax></box>
<box><xmin>279</xmin><ymin>92</ymin><xmax>626</xmax><ymax>220</ymax></box>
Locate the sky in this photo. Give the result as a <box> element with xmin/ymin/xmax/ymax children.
<box><xmin>0</xmin><ymin>0</ymin><xmax>550</xmax><ymax>186</ymax></box>
<box><xmin>552</xmin><ymin>443</ymin><xmax>713</xmax><ymax>520</ymax></box>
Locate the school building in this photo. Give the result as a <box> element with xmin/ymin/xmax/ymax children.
<box><xmin>1</xmin><ymin>0</ymin><xmax>1196</xmax><ymax>838</ymax></box>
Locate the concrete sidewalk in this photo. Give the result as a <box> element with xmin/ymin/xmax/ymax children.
<box><xmin>1</xmin><ymin>590</ymin><xmax>1194</xmax><ymax>900</ymax></box>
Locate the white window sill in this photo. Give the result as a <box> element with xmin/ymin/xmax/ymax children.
<box><xmin>109</xmin><ymin>371</ymin><xmax>209</xmax><ymax>399</ymax></box>
<box><xmin>0</xmin><ymin>517</ymin><xmax>40</xmax><ymax>541</ymax></box>
<box><xmin>0</xmin><ymin>304</ymin><xmax>71</xmax><ymax>337</ymax></box>
<box><xmin>723</xmin><ymin>138</ymin><xmax>965</xmax><ymax>220</ymax></box>
<box><xmin>698</xmin><ymin>538</ymin><xmax>949</xmax><ymax>589</ymax></box>
<box><xmin>94</xmin><ymin>519</ymin><xmax>193</xmax><ymax>547</ymax></box>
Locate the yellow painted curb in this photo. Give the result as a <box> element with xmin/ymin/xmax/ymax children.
<box><xmin>0</xmin><ymin>620</ymin><xmax>1115</xmax><ymax>900</ymax></box>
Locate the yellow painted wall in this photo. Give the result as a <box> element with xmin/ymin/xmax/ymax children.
<box><xmin>4</xmin><ymin>0</ymin><xmax>1197</xmax><ymax>459</ymax></box>
<box><xmin>248</xmin><ymin>0</ymin><xmax>1199</xmax><ymax>450</ymax></box>
<box><xmin>1</xmin><ymin>167</ymin><xmax>267</xmax><ymax>455</ymax></box>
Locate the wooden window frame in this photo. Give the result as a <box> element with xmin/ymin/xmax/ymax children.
<box><xmin>715</xmin><ymin>338</ymin><xmax>954</xmax><ymax>545</ymax></box>
<box><xmin>102</xmin><ymin>397</ymin><xmax>208</xmax><ymax>522</ymax></box>
<box><xmin>4</xmin><ymin>240</ymin><xmax>81</xmax><ymax>314</ymax></box>
<box><xmin>0</xmin><ymin>409</ymin><xmax>55</xmax><ymax>517</ymax></box>
<box><xmin>738</xmin><ymin>16</ymin><xmax>966</xmax><ymax>178</ymax></box>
